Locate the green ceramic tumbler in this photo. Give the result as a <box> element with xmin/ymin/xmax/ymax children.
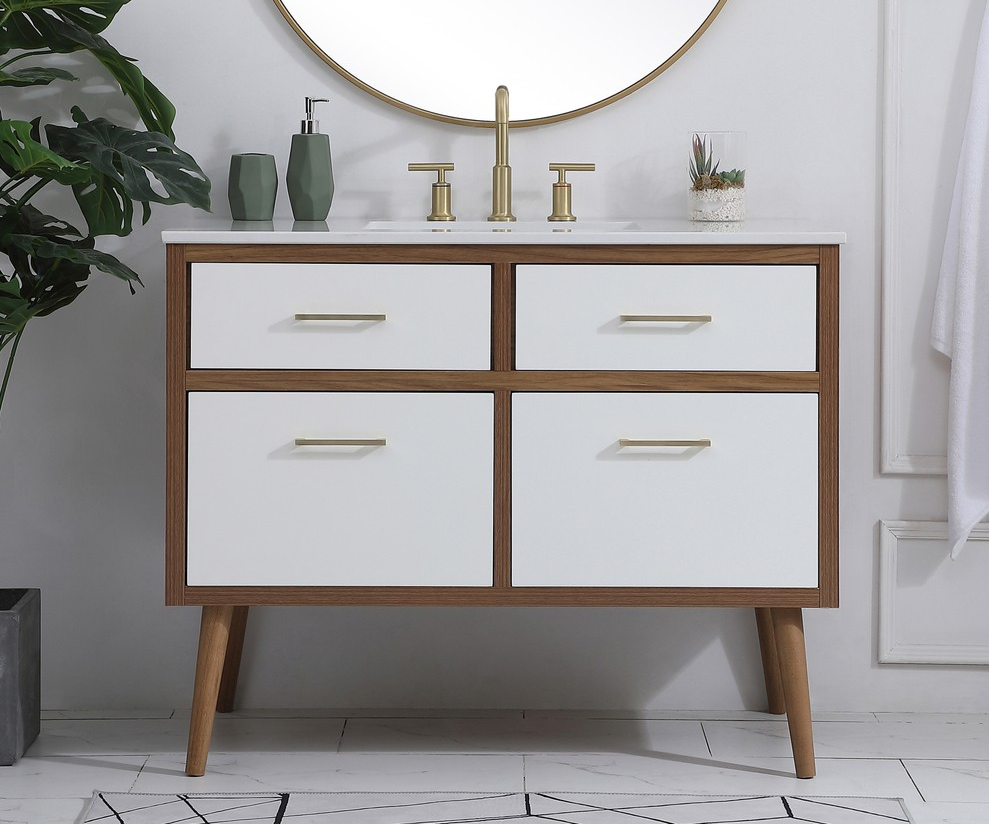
<box><xmin>228</xmin><ymin>153</ymin><xmax>277</xmax><ymax>221</ymax></box>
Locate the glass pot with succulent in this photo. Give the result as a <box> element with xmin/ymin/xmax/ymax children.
<box><xmin>687</xmin><ymin>131</ymin><xmax>746</xmax><ymax>222</ymax></box>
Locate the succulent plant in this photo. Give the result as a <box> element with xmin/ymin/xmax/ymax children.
<box><xmin>688</xmin><ymin>133</ymin><xmax>745</xmax><ymax>191</ymax></box>
<box><xmin>688</xmin><ymin>133</ymin><xmax>718</xmax><ymax>185</ymax></box>
<box><xmin>718</xmin><ymin>168</ymin><xmax>745</xmax><ymax>186</ymax></box>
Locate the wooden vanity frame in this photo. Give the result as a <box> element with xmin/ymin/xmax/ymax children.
<box><xmin>165</xmin><ymin>242</ymin><xmax>839</xmax><ymax>778</ymax></box>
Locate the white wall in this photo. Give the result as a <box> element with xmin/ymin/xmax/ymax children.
<box><xmin>2</xmin><ymin>0</ymin><xmax>986</xmax><ymax>712</ymax></box>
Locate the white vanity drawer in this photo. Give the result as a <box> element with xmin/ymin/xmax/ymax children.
<box><xmin>190</xmin><ymin>263</ymin><xmax>490</xmax><ymax>369</ymax></box>
<box><xmin>186</xmin><ymin>392</ymin><xmax>494</xmax><ymax>586</ymax></box>
<box><xmin>515</xmin><ymin>265</ymin><xmax>816</xmax><ymax>371</ymax></box>
<box><xmin>511</xmin><ymin>392</ymin><xmax>819</xmax><ymax>587</ymax></box>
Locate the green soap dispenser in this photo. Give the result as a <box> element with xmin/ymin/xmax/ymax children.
<box><xmin>287</xmin><ymin>96</ymin><xmax>334</xmax><ymax>221</ymax></box>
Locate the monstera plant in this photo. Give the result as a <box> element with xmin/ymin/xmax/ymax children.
<box><xmin>0</xmin><ymin>0</ymin><xmax>211</xmax><ymax>418</ymax></box>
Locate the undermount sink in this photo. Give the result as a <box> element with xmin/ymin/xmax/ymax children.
<box><xmin>364</xmin><ymin>220</ymin><xmax>640</xmax><ymax>233</ymax></box>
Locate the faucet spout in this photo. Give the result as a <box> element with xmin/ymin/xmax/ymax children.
<box><xmin>494</xmin><ymin>86</ymin><xmax>509</xmax><ymax>164</ymax></box>
<box><xmin>489</xmin><ymin>85</ymin><xmax>515</xmax><ymax>222</ymax></box>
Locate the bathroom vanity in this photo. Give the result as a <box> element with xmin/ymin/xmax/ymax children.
<box><xmin>164</xmin><ymin>220</ymin><xmax>842</xmax><ymax>777</ymax></box>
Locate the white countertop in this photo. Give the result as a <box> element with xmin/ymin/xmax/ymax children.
<box><xmin>162</xmin><ymin>218</ymin><xmax>845</xmax><ymax>245</ymax></box>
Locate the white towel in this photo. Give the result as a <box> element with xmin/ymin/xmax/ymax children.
<box><xmin>931</xmin><ymin>1</ymin><xmax>989</xmax><ymax>559</ymax></box>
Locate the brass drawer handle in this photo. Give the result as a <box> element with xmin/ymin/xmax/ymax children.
<box><xmin>294</xmin><ymin>438</ymin><xmax>387</xmax><ymax>447</ymax></box>
<box><xmin>619</xmin><ymin>438</ymin><xmax>712</xmax><ymax>448</ymax></box>
<box><xmin>294</xmin><ymin>313</ymin><xmax>387</xmax><ymax>322</ymax></box>
<box><xmin>619</xmin><ymin>314</ymin><xmax>712</xmax><ymax>323</ymax></box>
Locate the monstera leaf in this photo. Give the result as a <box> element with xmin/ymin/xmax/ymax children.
<box><xmin>89</xmin><ymin>49</ymin><xmax>176</xmax><ymax>138</ymax></box>
<box><xmin>0</xmin><ymin>119</ymin><xmax>89</xmax><ymax>185</ymax></box>
<box><xmin>70</xmin><ymin>173</ymin><xmax>139</xmax><ymax>238</ymax></box>
<box><xmin>0</xmin><ymin>1</ymin><xmax>174</xmax><ymax>136</ymax></box>
<box><xmin>0</xmin><ymin>0</ymin><xmax>126</xmax><ymax>53</ymax></box>
<box><xmin>0</xmin><ymin>203</ymin><xmax>92</xmax><ymax>295</ymax></box>
<box><xmin>46</xmin><ymin>109</ymin><xmax>209</xmax><ymax>236</ymax></box>
<box><xmin>0</xmin><ymin>0</ymin><xmax>210</xmax><ymax>417</ymax></box>
<box><xmin>0</xmin><ymin>204</ymin><xmax>128</xmax><ymax>328</ymax></box>
<box><xmin>0</xmin><ymin>66</ymin><xmax>77</xmax><ymax>87</ymax></box>
<box><xmin>4</xmin><ymin>233</ymin><xmax>139</xmax><ymax>284</ymax></box>
<box><xmin>0</xmin><ymin>279</ymin><xmax>34</xmax><ymax>338</ymax></box>
<box><xmin>0</xmin><ymin>201</ymin><xmax>82</xmax><ymax>240</ymax></box>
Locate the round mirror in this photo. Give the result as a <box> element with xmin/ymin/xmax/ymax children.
<box><xmin>273</xmin><ymin>0</ymin><xmax>729</xmax><ymax>127</ymax></box>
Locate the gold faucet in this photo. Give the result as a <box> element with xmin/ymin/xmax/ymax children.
<box><xmin>488</xmin><ymin>85</ymin><xmax>516</xmax><ymax>222</ymax></box>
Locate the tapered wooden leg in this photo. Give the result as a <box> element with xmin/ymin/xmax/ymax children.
<box><xmin>186</xmin><ymin>605</ymin><xmax>234</xmax><ymax>777</ymax></box>
<box><xmin>216</xmin><ymin>606</ymin><xmax>249</xmax><ymax>713</ymax></box>
<box><xmin>754</xmin><ymin>608</ymin><xmax>786</xmax><ymax>715</ymax></box>
<box><xmin>770</xmin><ymin>607</ymin><xmax>816</xmax><ymax>778</ymax></box>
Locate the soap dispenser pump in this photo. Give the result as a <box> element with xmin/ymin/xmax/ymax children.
<box><xmin>287</xmin><ymin>96</ymin><xmax>334</xmax><ymax>221</ymax></box>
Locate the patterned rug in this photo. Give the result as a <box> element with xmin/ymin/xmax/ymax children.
<box><xmin>78</xmin><ymin>791</ymin><xmax>912</xmax><ymax>824</ymax></box>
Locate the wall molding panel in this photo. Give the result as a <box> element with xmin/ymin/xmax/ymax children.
<box><xmin>879</xmin><ymin>520</ymin><xmax>989</xmax><ymax>664</ymax></box>
<box><xmin>880</xmin><ymin>0</ymin><xmax>961</xmax><ymax>475</ymax></box>
<box><xmin>880</xmin><ymin>0</ymin><xmax>921</xmax><ymax>473</ymax></box>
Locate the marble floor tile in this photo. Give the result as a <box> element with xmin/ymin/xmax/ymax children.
<box><xmin>211</xmin><ymin>717</ymin><xmax>346</xmax><ymax>753</ymax></box>
<box><xmin>172</xmin><ymin>707</ymin><xmax>525</xmax><ymax>720</ymax></box>
<box><xmin>0</xmin><ymin>798</ymin><xmax>91</xmax><ymax>823</ymax></box>
<box><xmin>339</xmin><ymin>718</ymin><xmax>709</xmax><ymax>756</ymax></box>
<box><xmin>41</xmin><ymin>708</ymin><xmax>174</xmax><ymax>720</ymax></box>
<box><xmin>526</xmin><ymin>709</ymin><xmax>876</xmax><ymax>722</ymax></box>
<box><xmin>704</xmin><ymin>720</ymin><xmax>989</xmax><ymax>760</ymax></box>
<box><xmin>28</xmin><ymin>717</ymin><xmax>345</xmax><ymax>756</ymax></box>
<box><xmin>522</xmin><ymin>753</ymin><xmax>923</xmax><ymax>798</ymax></box>
<box><xmin>8</xmin><ymin>711</ymin><xmax>988</xmax><ymax>811</ymax></box>
<box><xmin>904</xmin><ymin>760</ymin><xmax>989</xmax><ymax>803</ymax></box>
<box><xmin>876</xmin><ymin>713</ymin><xmax>989</xmax><ymax>725</ymax></box>
<box><xmin>904</xmin><ymin>801</ymin><xmax>989</xmax><ymax>823</ymax></box>
<box><xmin>28</xmin><ymin>718</ymin><xmax>187</xmax><ymax>756</ymax></box>
<box><xmin>130</xmin><ymin>752</ymin><xmax>525</xmax><ymax>793</ymax></box>
<box><xmin>0</xmin><ymin>755</ymin><xmax>147</xmax><ymax>798</ymax></box>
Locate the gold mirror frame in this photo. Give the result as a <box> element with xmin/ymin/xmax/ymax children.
<box><xmin>272</xmin><ymin>0</ymin><xmax>730</xmax><ymax>128</ymax></box>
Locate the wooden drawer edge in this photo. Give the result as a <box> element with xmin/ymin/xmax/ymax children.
<box><xmin>169</xmin><ymin>243</ymin><xmax>829</xmax><ymax>266</ymax></box>
<box><xmin>170</xmin><ymin>586</ymin><xmax>828</xmax><ymax>608</ymax></box>
<box><xmin>184</xmin><ymin>370</ymin><xmax>822</xmax><ymax>392</ymax></box>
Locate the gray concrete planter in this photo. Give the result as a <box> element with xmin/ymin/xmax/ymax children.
<box><xmin>0</xmin><ymin>588</ymin><xmax>40</xmax><ymax>765</ymax></box>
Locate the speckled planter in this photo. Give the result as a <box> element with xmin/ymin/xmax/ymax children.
<box><xmin>688</xmin><ymin>187</ymin><xmax>746</xmax><ymax>222</ymax></box>
<box><xmin>0</xmin><ymin>588</ymin><xmax>40</xmax><ymax>765</ymax></box>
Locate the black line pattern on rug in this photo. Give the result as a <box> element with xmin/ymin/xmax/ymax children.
<box><xmin>534</xmin><ymin>793</ymin><xmax>776</xmax><ymax>810</ymax></box>
<box><xmin>271</xmin><ymin>793</ymin><xmax>526</xmax><ymax>824</ymax></box>
<box><xmin>84</xmin><ymin>792</ymin><xmax>906</xmax><ymax>824</ymax></box>
<box><xmin>275</xmin><ymin>793</ymin><xmax>291</xmax><ymax>823</ymax></box>
<box><xmin>95</xmin><ymin>793</ymin><xmax>126</xmax><ymax>824</ymax></box>
<box><xmin>261</xmin><ymin>792</ymin><xmax>518</xmax><ymax>818</ymax></box>
<box><xmin>528</xmin><ymin>793</ymin><xmax>716</xmax><ymax>824</ymax></box>
<box><xmin>179</xmin><ymin>793</ymin><xmax>211</xmax><ymax>824</ymax></box>
<box><xmin>527</xmin><ymin>794</ymin><xmax>884</xmax><ymax>824</ymax></box>
<box><xmin>281</xmin><ymin>810</ymin><xmax>530</xmax><ymax>823</ymax></box>
<box><xmin>527</xmin><ymin>795</ymin><xmax>772</xmax><ymax>824</ymax></box>
<box><xmin>101</xmin><ymin>792</ymin><xmax>524</xmax><ymax>824</ymax></box>
<box><xmin>89</xmin><ymin>793</ymin><xmax>287</xmax><ymax>824</ymax></box>
<box><xmin>790</xmin><ymin>797</ymin><xmax>908</xmax><ymax>821</ymax></box>
<box><xmin>90</xmin><ymin>794</ymin><xmax>190</xmax><ymax>824</ymax></box>
<box><xmin>530</xmin><ymin>791</ymin><xmax>785</xmax><ymax>822</ymax></box>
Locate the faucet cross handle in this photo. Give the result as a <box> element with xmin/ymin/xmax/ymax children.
<box><xmin>548</xmin><ymin>162</ymin><xmax>596</xmax><ymax>222</ymax></box>
<box><xmin>550</xmin><ymin>162</ymin><xmax>596</xmax><ymax>182</ymax></box>
<box><xmin>409</xmin><ymin>162</ymin><xmax>456</xmax><ymax>221</ymax></box>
